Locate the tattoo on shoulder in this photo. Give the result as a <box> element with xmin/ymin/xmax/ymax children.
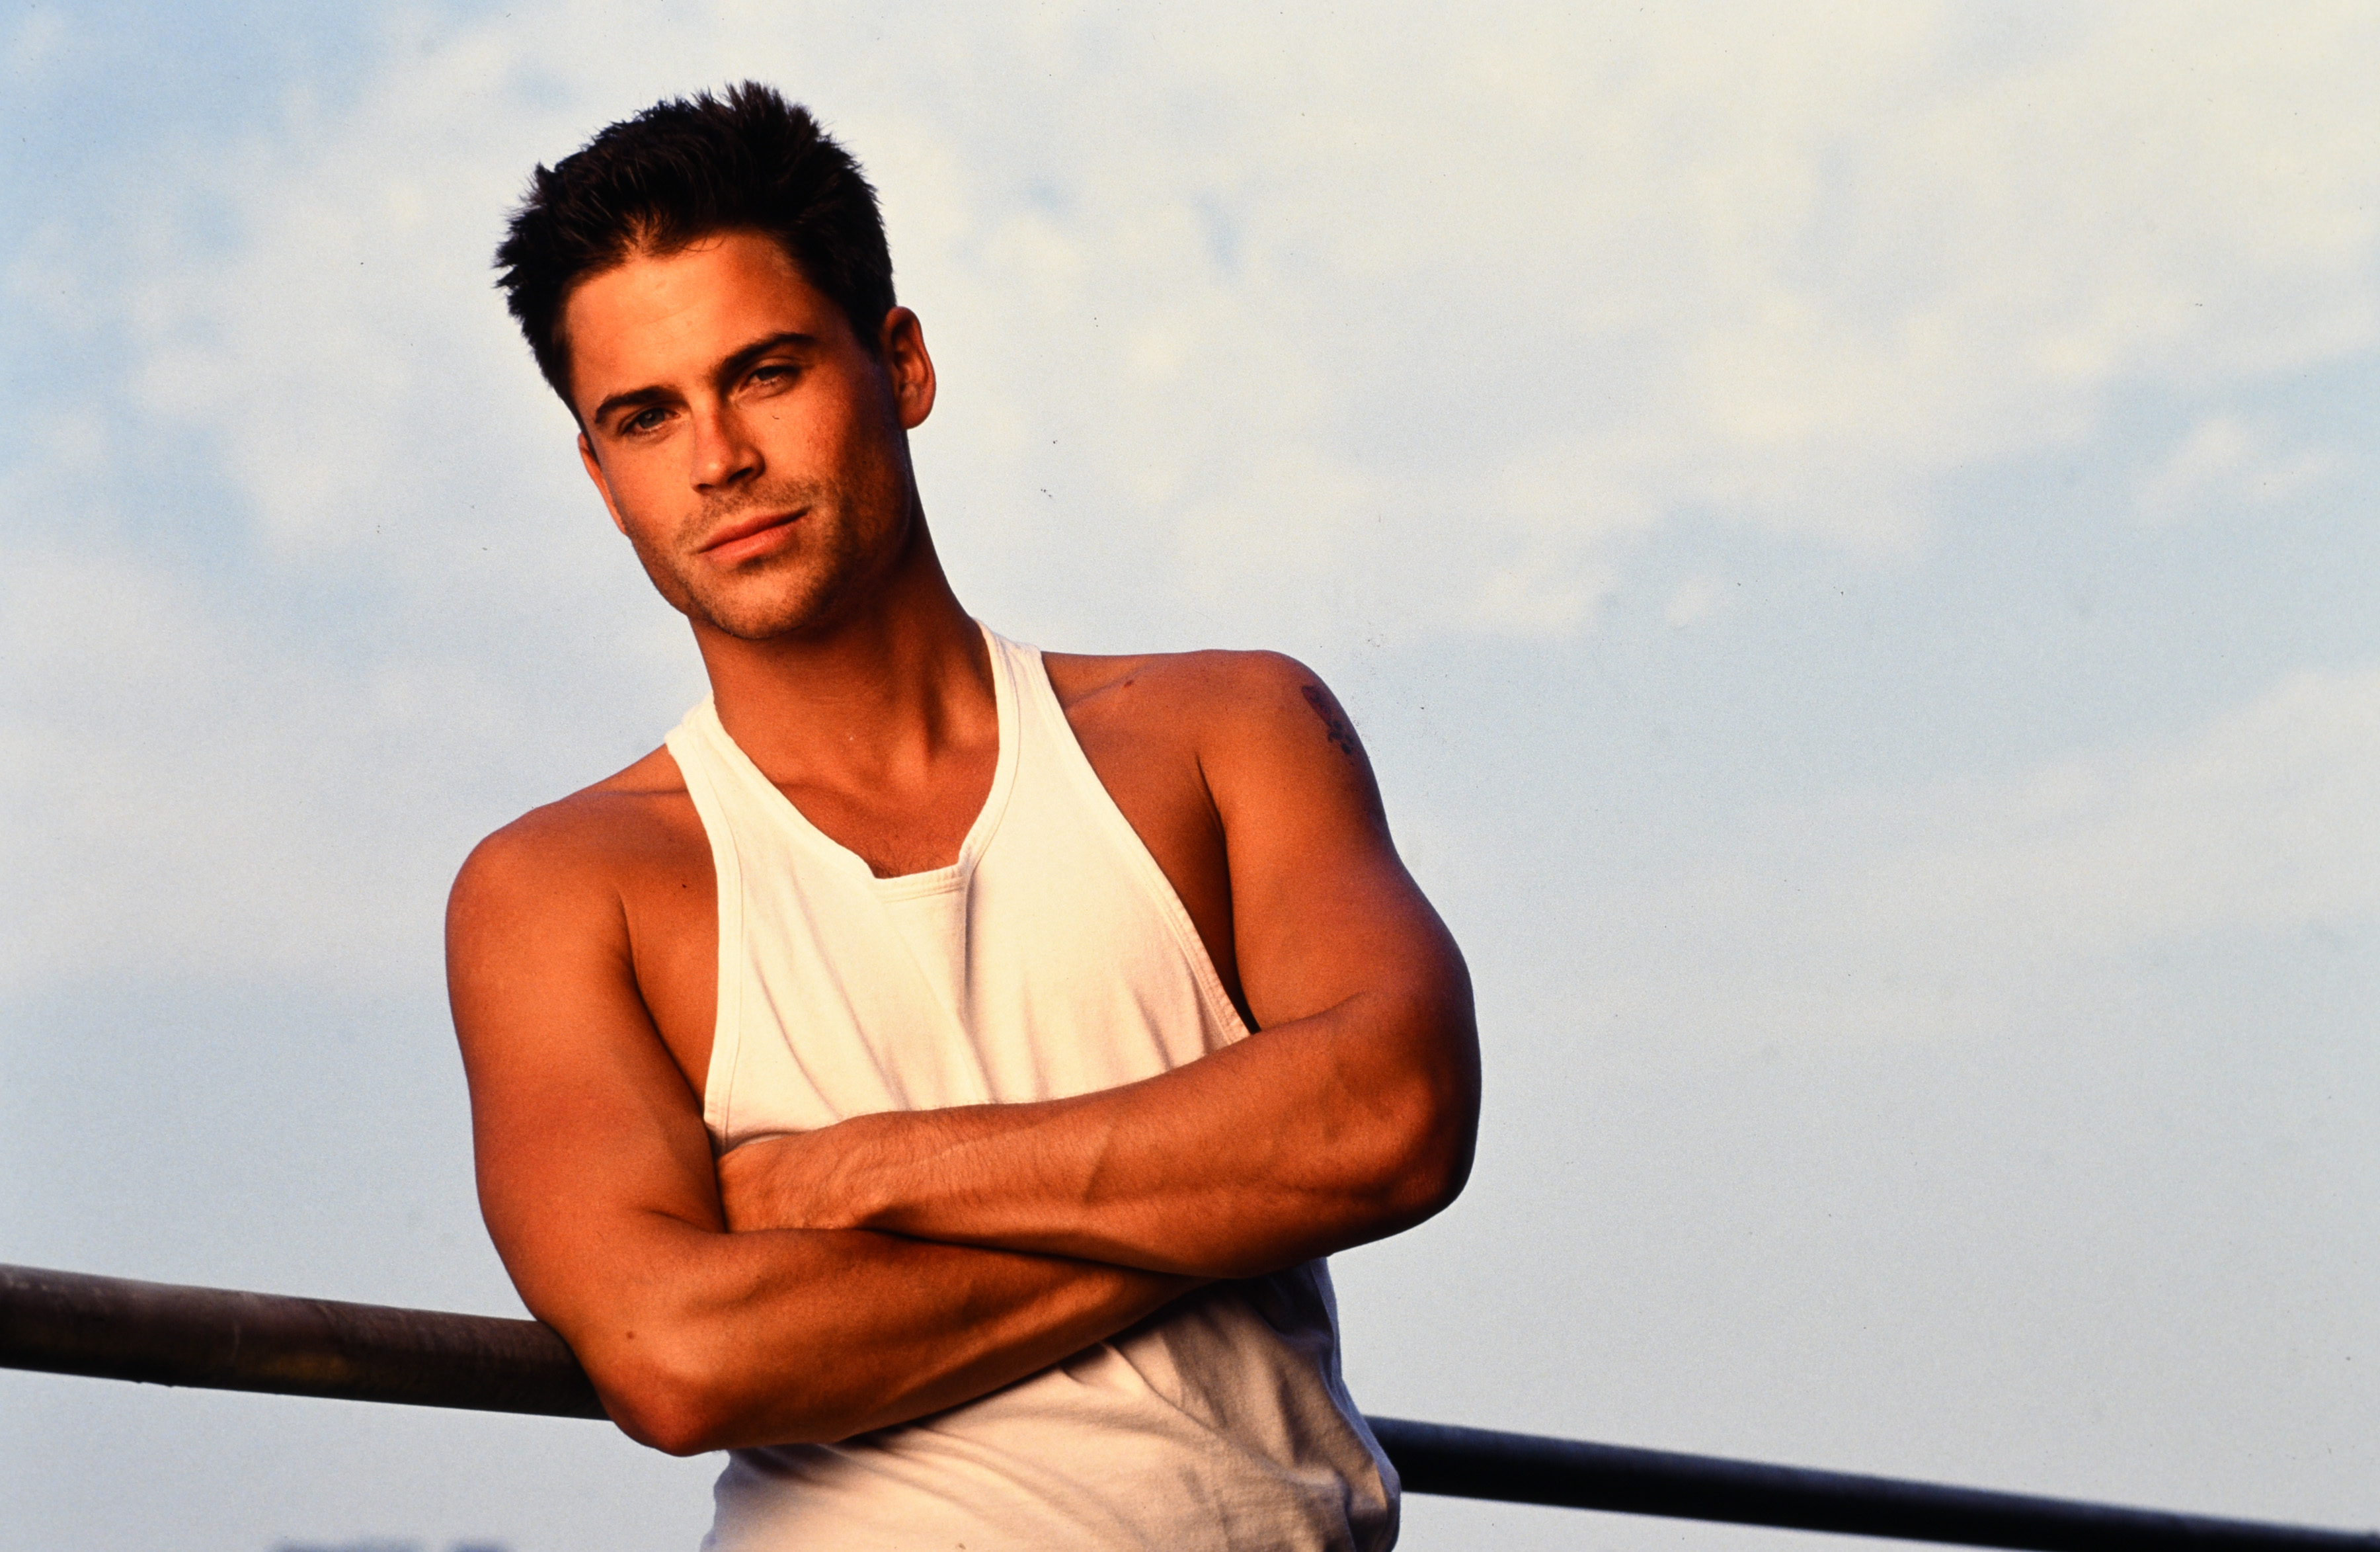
<box><xmin>1300</xmin><ymin>684</ymin><xmax>1362</xmax><ymax>762</ymax></box>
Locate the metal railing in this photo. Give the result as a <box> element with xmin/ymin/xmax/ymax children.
<box><xmin>5</xmin><ymin>1262</ymin><xmax>2373</xmax><ymax>1552</ymax></box>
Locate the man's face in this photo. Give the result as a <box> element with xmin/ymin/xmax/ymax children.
<box><xmin>564</xmin><ymin>229</ymin><xmax>933</xmax><ymax>641</ymax></box>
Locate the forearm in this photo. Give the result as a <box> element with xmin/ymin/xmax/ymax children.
<box><xmin>545</xmin><ymin>1214</ymin><xmax>1196</xmax><ymax>1454</ymax></box>
<box><xmin>725</xmin><ymin>985</ymin><xmax>1478</xmax><ymax>1279</ymax></box>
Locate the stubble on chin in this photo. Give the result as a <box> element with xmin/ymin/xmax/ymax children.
<box><xmin>658</xmin><ymin>485</ymin><xmax>889</xmax><ymax>643</ymax></box>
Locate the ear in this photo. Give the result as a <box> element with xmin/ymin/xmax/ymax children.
<box><xmin>879</xmin><ymin>307</ymin><xmax>937</xmax><ymax>430</ymax></box>
<box><xmin>578</xmin><ymin>431</ymin><xmax>631</xmax><ymax>537</ymax></box>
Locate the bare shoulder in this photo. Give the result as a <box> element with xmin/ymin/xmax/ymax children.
<box><xmin>1041</xmin><ymin>647</ymin><xmax>1382</xmax><ymax>823</ymax></box>
<box><xmin>1043</xmin><ymin>648</ymin><xmax>1363</xmax><ymax>754</ymax></box>
<box><xmin>447</xmin><ymin>745</ymin><xmax>701</xmax><ymax>940</ymax></box>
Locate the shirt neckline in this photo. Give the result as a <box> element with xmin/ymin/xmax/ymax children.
<box><xmin>695</xmin><ymin>620</ymin><xmax>1022</xmax><ymax>893</ymax></box>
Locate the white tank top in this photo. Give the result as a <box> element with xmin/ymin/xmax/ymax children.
<box><xmin>664</xmin><ymin>624</ymin><xmax>1399</xmax><ymax>1552</ymax></box>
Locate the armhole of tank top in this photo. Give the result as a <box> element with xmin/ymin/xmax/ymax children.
<box><xmin>1013</xmin><ymin>641</ymin><xmax>1254</xmax><ymax>1047</ymax></box>
<box><xmin>661</xmin><ymin>715</ymin><xmax>744</xmax><ymax>1141</ymax></box>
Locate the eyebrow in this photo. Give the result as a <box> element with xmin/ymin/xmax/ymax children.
<box><xmin>589</xmin><ymin>330</ymin><xmax>820</xmax><ymax>430</ymax></box>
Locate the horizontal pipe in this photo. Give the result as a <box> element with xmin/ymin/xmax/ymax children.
<box><xmin>0</xmin><ymin>1262</ymin><xmax>603</xmax><ymax>1419</ymax></box>
<box><xmin>5</xmin><ymin>1264</ymin><xmax>2373</xmax><ymax>1551</ymax></box>
<box><xmin>1367</xmin><ymin>1418</ymin><xmax>2378</xmax><ymax>1552</ymax></box>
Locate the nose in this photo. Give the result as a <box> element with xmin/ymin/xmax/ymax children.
<box><xmin>690</xmin><ymin>401</ymin><xmax>762</xmax><ymax>493</ymax></box>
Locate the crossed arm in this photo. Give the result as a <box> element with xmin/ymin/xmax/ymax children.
<box><xmin>448</xmin><ymin>658</ymin><xmax>1477</xmax><ymax>1455</ymax></box>
<box><xmin>715</xmin><ymin>876</ymin><xmax>1476</xmax><ymax>1279</ymax></box>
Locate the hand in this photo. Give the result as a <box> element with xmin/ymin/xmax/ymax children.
<box><xmin>715</xmin><ymin>1123</ymin><xmax>877</xmax><ymax>1233</ymax></box>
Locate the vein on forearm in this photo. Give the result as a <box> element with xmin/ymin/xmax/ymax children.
<box><xmin>814</xmin><ymin>989</ymin><xmax>1470</xmax><ymax>1279</ymax></box>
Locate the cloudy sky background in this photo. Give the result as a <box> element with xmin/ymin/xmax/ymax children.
<box><xmin>5</xmin><ymin>3</ymin><xmax>2377</xmax><ymax>1548</ymax></box>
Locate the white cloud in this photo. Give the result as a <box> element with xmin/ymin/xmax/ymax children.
<box><xmin>1837</xmin><ymin>667</ymin><xmax>2380</xmax><ymax>951</ymax></box>
<box><xmin>0</xmin><ymin>553</ymin><xmax>462</xmax><ymax>993</ymax></box>
<box><xmin>2133</xmin><ymin>413</ymin><xmax>2346</xmax><ymax>524</ymax></box>
<box><xmin>1588</xmin><ymin>666</ymin><xmax>2380</xmax><ymax>1047</ymax></box>
<box><xmin>63</xmin><ymin>1</ymin><xmax>2380</xmax><ymax>645</ymax></box>
<box><xmin>121</xmin><ymin>23</ymin><xmax>577</xmax><ymax>563</ymax></box>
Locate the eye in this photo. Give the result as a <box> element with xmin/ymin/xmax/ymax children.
<box><xmin>747</xmin><ymin>362</ymin><xmax>797</xmax><ymax>389</ymax></box>
<box><xmin>622</xmin><ymin>405</ymin><xmax>671</xmax><ymax>435</ymax></box>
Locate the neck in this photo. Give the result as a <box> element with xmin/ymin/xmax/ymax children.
<box><xmin>689</xmin><ymin>516</ymin><xmax>993</xmax><ymax>786</ymax></box>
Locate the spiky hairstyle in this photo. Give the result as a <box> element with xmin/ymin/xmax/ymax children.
<box><xmin>494</xmin><ymin>82</ymin><xmax>895</xmax><ymax>414</ymax></box>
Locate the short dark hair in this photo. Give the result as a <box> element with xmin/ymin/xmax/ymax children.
<box><xmin>494</xmin><ymin>82</ymin><xmax>896</xmax><ymax>413</ymax></box>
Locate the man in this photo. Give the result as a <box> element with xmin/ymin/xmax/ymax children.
<box><xmin>448</xmin><ymin>83</ymin><xmax>1478</xmax><ymax>1550</ymax></box>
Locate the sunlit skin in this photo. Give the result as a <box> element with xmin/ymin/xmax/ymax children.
<box><xmin>569</xmin><ymin>231</ymin><xmax>930</xmax><ymax>645</ymax></box>
<box><xmin>448</xmin><ymin>229</ymin><xmax>1481</xmax><ymax>1455</ymax></box>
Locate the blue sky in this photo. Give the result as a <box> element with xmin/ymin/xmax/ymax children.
<box><xmin>5</xmin><ymin>5</ymin><xmax>2377</xmax><ymax>1549</ymax></box>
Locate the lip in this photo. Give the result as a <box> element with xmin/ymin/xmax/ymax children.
<box><xmin>699</xmin><ymin>508</ymin><xmax>805</xmax><ymax>565</ymax></box>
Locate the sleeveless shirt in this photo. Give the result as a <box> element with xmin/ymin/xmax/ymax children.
<box><xmin>664</xmin><ymin>624</ymin><xmax>1400</xmax><ymax>1552</ymax></box>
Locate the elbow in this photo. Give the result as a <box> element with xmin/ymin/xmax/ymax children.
<box><xmin>1379</xmin><ymin>1088</ymin><xmax>1475</xmax><ymax>1228</ymax></box>
<box><xmin>582</xmin><ymin>1320</ymin><xmax>814</xmax><ymax>1455</ymax></box>
<box><xmin>1406</xmin><ymin>1127</ymin><xmax>1474</xmax><ymax>1223</ymax></box>
<box><xmin>1366</xmin><ymin>1038</ymin><xmax>1480</xmax><ymax>1234</ymax></box>
<box><xmin>1359</xmin><ymin>974</ymin><xmax>1480</xmax><ymax>1235</ymax></box>
<box><xmin>589</xmin><ymin>1344</ymin><xmax>733</xmax><ymax>1457</ymax></box>
<box><xmin>584</xmin><ymin>1327</ymin><xmax>878</xmax><ymax>1455</ymax></box>
<box><xmin>612</xmin><ymin>1399</ymin><xmax>720</xmax><ymax>1459</ymax></box>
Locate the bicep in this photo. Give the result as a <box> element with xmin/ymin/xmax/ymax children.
<box><xmin>446</xmin><ymin>832</ymin><xmax>722</xmax><ymax>1332</ymax></box>
<box><xmin>1209</xmin><ymin>659</ymin><xmax>1470</xmax><ymax>1033</ymax></box>
<box><xmin>1205</xmin><ymin>656</ymin><xmax>1479</xmax><ymax>1228</ymax></box>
